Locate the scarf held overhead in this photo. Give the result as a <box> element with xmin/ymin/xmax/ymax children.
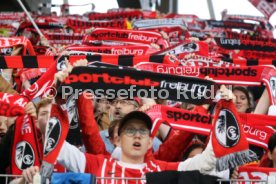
<box><xmin>212</xmin><ymin>100</ymin><xmax>256</xmax><ymax>171</ymax></box>
<box><xmin>146</xmin><ymin>104</ymin><xmax>274</xmax><ymax>150</ymax></box>
<box><xmin>0</xmin><ymin>55</ymin><xmax>178</xmax><ymax>68</ymax></box>
<box><xmin>11</xmin><ymin>115</ymin><xmax>41</xmax><ymax>174</ymax></box>
<box><xmin>61</xmin><ymin>66</ymin><xmax>217</xmax><ymax>105</ymax></box>
<box><xmin>43</xmin><ymin>104</ymin><xmax>69</xmax><ymax>164</ymax></box>
<box><xmin>135</xmin><ymin>63</ymin><xmax>271</xmax><ymax>86</ymax></box>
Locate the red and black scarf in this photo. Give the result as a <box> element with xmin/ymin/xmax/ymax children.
<box><xmin>0</xmin><ymin>92</ymin><xmax>41</xmax><ymax>174</ymax></box>
<box><xmin>135</xmin><ymin>63</ymin><xmax>270</xmax><ymax>86</ymax></box>
<box><xmin>40</xmin><ymin>104</ymin><xmax>69</xmax><ymax>180</ymax></box>
<box><xmin>211</xmin><ymin>100</ymin><xmax>256</xmax><ymax>171</ymax></box>
<box><xmin>43</xmin><ymin>104</ymin><xmax>69</xmax><ymax>164</ymax></box>
<box><xmin>11</xmin><ymin>115</ymin><xmax>41</xmax><ymax>174</ymax></box>
<box><xmin>0</xmin><ymin>54</ymin><xmax>178</xmax><ymax>69</ymax></box>
<box><xmin>61</xmin><ymin>66</ymin><xmax>217</xmax><ymax>105</ymax></box>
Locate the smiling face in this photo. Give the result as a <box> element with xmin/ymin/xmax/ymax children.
<box><xmin>233</xmin><ymin>89</ymin><xmax>250</xmax><ymax>113</ymax></box>
<box><xmin>118</xmin><ymin>119</ymin><xmax>152</xmax><ymax>164</ymax></box>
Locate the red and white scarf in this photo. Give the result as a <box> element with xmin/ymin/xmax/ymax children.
<box><xmin>0</xmin><ymin>92</ymin><xmax>28</xmax><ymax>117</ymax></box>
<box><xmin>238</xmin><ymin>166</ymin><xmax>276</xmax><ymax>183</ymax></box>
<box><xmin>147</xmin><ymin>104</ymin><xmax>275</xmax><ymax>150</ymax></box>
<box><xmin>211</xmin><ymin>100</ymin><xmax>256</xmax><ymax>171</ymax></box>
<box><xmin>0</xmin><ymin>36</ymin><xmax>35</xmax><ymax>55</ymax></box>
<box><xmin>21</xmin><ymin>62</ymin><xmax>57</xmax><ymax>100</ymax></box>
<box><xmin>248</xmin><ymin>0</ymin><xmax>276</xmax><ymax>19</ymax></box>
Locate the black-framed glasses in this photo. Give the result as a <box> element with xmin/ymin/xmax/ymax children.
<box><xmin>123</xmin><ymin>127</ymin><xmax>150</xmax><ymax>137</ymax></box>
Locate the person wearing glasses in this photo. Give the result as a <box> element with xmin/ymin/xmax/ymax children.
<box><xmin>22</xmin><ymin>111</ymin><xmax>217</xmax><ymax>183</ymax></box>
<box><xmin>78</xmin><ymin>95</ymin><xmax>162</xmax><ymax>158</ymax></box>
<box><xmin>111</xmin><ymin>98</ymin><xmax>140</xmax><ymax>120</ymax></box>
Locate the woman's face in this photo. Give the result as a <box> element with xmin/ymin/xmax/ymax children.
<box><xmin>233</xmin><ymin>90</ymin><xmax>249</xmax><ymax>113</ymax></box>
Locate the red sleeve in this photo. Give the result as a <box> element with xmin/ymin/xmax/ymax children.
<box><xmin>77</xmin><ymin>92</ymin><xmax>108</xmax><ymax>155</ymax></box>
<box><xmin>153</xmin><ymin>129</ymin><xmax>194</xmax><ymax>162</ymax></box>
<box><xmin>165</xmin><ymin>162</ymin><xmax>180</xmax><ymax>170</ymax></box>
<box><xmin>84</xmin><ymin>153</ymin><xmax>105</xmax><ymax>175</ymax></box>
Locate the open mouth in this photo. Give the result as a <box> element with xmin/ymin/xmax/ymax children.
<box><xmin>115</xmin><ymin>111</ymin><xmax>121</xmax><ymax>116</ymax></box>
<box><xmin>133</xmin><ymin>142</ymin><xmax>141</xmax><ymax>148</ymax></box>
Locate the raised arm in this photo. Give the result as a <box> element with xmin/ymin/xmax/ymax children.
<box><xmin>77</xmin><ymin>92</ymin><xmax>108</xmax><ymax>155</ymax></box>
<box><xmin>254</xmin><ymin>88</ymin><xmax>270</xmax><ymax>114</ymax></box>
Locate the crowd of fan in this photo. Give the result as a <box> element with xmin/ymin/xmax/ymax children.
<box><xmin>0</xmin><ymin>6</ymin><xmax>275</xmax><ymax>184</ymax></box>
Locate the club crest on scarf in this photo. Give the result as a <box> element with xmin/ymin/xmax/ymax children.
<box><xmin>0</xmin><ymin>47</ymin><xmax>12</xmax><ymax>55</ymax></box>
<box><xmin>44</xmin><ymin>117</ymin><xmax>61</xmax><ymax>155</ymax></box>
<box><xmin>66</xmin><ymin>94</ymin><xmax>79</xmax><ymax>129</ymax></box>
<box><xmin>215</xmin><ymin>109</ymin><xmax>240</xmax><ymax>148</ymax></box>
<box><xmin>56</xmin><ymin>56</ymin><xmax>68</xmax><ymax>71</ymax></box>
<box><xmin>15</xmin><ymin>141</ymin><xmax>35</xmax><ymax>170</ymax></box>
<box><xmin>212</xmin><ymin>100</ymin><xmax>256</xmax><ymax>172</ymax></box>
<box><xmin>181</xmin><ymin>43</ymin><xmax>199</xmax><ymax>52</ymax></box>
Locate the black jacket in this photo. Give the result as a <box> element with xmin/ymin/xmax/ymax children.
<box><xmin>146</xmin><ymin>170</ymin><xmax>224</xmax><ymax>184</ymax></box>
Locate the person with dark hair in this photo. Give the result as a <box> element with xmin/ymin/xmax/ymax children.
<box><xmin>182</xmin><ymin>139</ymin><xmax>230</xmax><ymax>179</ymax></box>
<box><xmin>100</xmin><ymin>119</ymin><xmax>121</xmax><ymax>155</ymax></box>
<box><xmin>182</xmin><ymin>140</ymin><xmax>205</xmax><ymax>161</ymax></box>
<box><xmin>259</xmin><ymin>133</ymin><xmax>276</xmax><ymax>168</ymax></box>
<box><xmin>233</xmin><ymin>86</ymin><xmax>254</xmax><ymax>113</ymax></box>
<box><xmin>233</xmin><ymin>86</ymin><xmax>267</xmax><ymax>161</ymax></box>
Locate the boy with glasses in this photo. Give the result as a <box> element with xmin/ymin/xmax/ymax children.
<box><xmin>22</xmin><ymin>111</ymin><xmax>216</xmax><ymax>183</ymax></box>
